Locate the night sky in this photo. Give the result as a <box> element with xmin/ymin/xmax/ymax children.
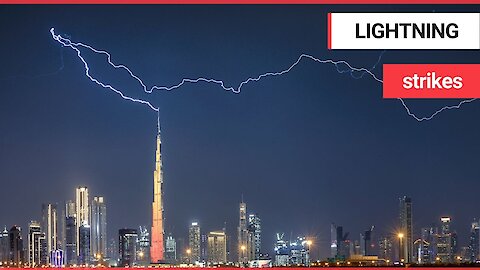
<box><xmin>1</xmin><ymin>4</ymin><xmax>480</xmax><ymax>259</ymax></box>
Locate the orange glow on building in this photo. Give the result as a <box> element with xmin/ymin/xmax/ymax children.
<box><xmin>151</xmin><ymin>132</ymin><xmax>164</xmax><ymax>263</ymax></box>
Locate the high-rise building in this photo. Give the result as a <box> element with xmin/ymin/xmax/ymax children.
<box><xmin>65</xmin><ymin>216</ymin><xmax>77</xmax><ymax>266</ymax></box>
<box><xmin>78</xmin><ymin>224</ymin><xmax>90</xmax><ymax>265</ymax></box>
<box><xmin>107</xmin><ymin>238</ymin><xmax>118</xmax><ymax>266</ymax></box>
<box><xmin>76</xmin><ymin>187</ymin><xmax>89</xmax><ymax>254</ymax></box>
<box><xmin>151</xmin><ymin>131</ymin><xmax>165</xmax><ymax>263</ymax></box>
<box><xmin>28</xmin><ymin>221</ymin><xmax>46</xmax><ymax>267</ymax></box>
<box><xmin>189</xmin><ymin>222</ymin><xmax>201</xmax><ymax>262</ymax></box>
<box><xmin>90</xmin><ymin>196</ymin><xmax>107</xmax><ymax>261</ymax></box>
<box><xmin>360</xmin><ymin>226</ymin><xmax>375</xmax><ymax>256</ymax></box>
<box><xmin>165</xmin><ymin>234</ymin><xmax>177</xmax><ymax>264</ymax></box>
<box><xmin>137</xmin><ymin>226</ymin><xmax>150</xmax><ymax>265</ymax></box>
<box><xmin>0</xmin><ymin>227</ymin><xmax>9</xmax><ymax>264</ymax></box>
<box><xmin>420</xmin><ymin>226</ymin><xmax>438</xmax><ymax>264</ymax></box>
<box><xmin>377</xmin><ymin>236</ymin><xmax>393</xmax><ymax>264</ymax></box>
<box><xmin>274</xmin><ymin>233</ymin><xmax>289</xmax><ymax>266</ymax></box>
<box><xmin>207</xmin><ymin>231</ymin><xmax>227</xmax><ymax>264</ymax></box>
<box><xmin>330</xmin><ymin>223</ymin><xmax>349</xmax><ymax>259</ymax></box>
<box><xmin>248</xmin><ymin>213</ymin><xmax>261</xmax><ymax>260</ymax></box>
<box><xmin>238</xmin><ymin>201</ymin><xmax>249</xmax><ymax>263</ymax></box>
<box><xmin>469</xmin><ymin>219</ymin><xmax>479</xmax><ymax>262</ymax></box>
<box><xmin>9</xmin><ymin>226</ymin><xmax>24</xmax><ymax>266</ymax></box>
<box><xmin>437</xmin><ymin>217</ymin><xmax>453</xmax><ymax>263</ymax></box>
<box><xmin>119</xmin><ymin>229</ymin><xmax>138</xmax><ymax>267</ymax></box>
<box><xmin>41</xmin><ymin>203</ymin><xmax>58</xmax><ymax>261</ymax></box>
<box><xmin>399</xmin><ymin>196</ymin><xmax>413</xmax><ymax>263</ymax></box>
<box><xmin>289</xmin><ymin>236</ymin><xmax>311</xmax><ymax>266</ymax></box>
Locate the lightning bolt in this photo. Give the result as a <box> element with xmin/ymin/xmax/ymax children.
<box><xmin>50</xmin><ymin>28</ymin><xmax>475</xmax><ymax>122</ymax></box>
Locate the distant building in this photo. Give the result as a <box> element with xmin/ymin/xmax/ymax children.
<box><xmin>9</xmin><ymin>226</ymin><xmax>24</xmax><ymax>266</ymax></box>
<box><xmin>119</xmin><ymin>229</ymin><xmax>137</xmax><ymax>267</ymax></box>
<box><xmin>137</xmin><ymin>226</ymin><xmax>150</xmax><ymax>265</ymax></box>
<box><xmin>420</xmin><ymin>226</ymin><xmax>438</xmax><ymax>264</ymax></box>
<box><xmin>42</xmin><ymin>203</ymin><xmax>59</xmax><ymax>264</ymax></box>
<box><xmin>437</xmin><ymin>217</ymin><xmax>454</xmax><ymax>263</ymax></box>
<box><xmin>207</xmin><ymin>231</ymin><xmax>227</xmax><ymax>264</ymax></box>
<box><xmin>360</xmin><ymin>226</ymin><xmax>375</xmax><ymax>256</ymax></box>
<box><xmin>289</xmin><ymin>236</ymin><xmax>310</xmax><ymax>266</ymax></box>
<box><xmin>274</xmin><ymin>233</ymin><xmax>289</xmax><ymax>266</ymax></box>
<box><xmin>0</xmin><ymin>227</ymin><xmax>9</xmax><ymax>264</ymax></box>
<box><xmin>377</xmin><ymin>236</ymin><xmax>393</xmax><ymax>264</ymax></box>
<box><xmin>238</xmin><ymin>201</ymin><xmax>249</xmax><ymax>263</ymax></box>
<box><xmin>106</xmin><ymin>238</ymin><xmax>118</xmax><ymax>266</ymax></box>
<box><xmin>331</xmin><ymin>223</ymin><xmax>350</xmax><ymax>260</ymax></box>
<box><xmin>76</xmin><ymin>186</ymin><xmax>89</xmax><ymax>254</ymax></box>
<box><xmin>90</xmin><ymin>196</ymin><xmax>107</xmax><ymax>261</ymax></box>
<box><xmin>165</xmin><ymin>234</ymin><xmax>177</xmax><ymax>263</ymax></box>
<box><xmin>64</xmin><ymin>216</ymin><xmax>77</xmax><ymax>266</ymax></box>
<box><xmin>78</xmin><ymin>224</ymin><xmax>90</xmax><ymax>265</ymax></box>
<box><xmin>469</xmin><ymin>219</ymin><xmax>479</xmax><ymax>262</ymax></box>
<box><xmin>399</xmin><ymin>196</ymin><xmax>413</xmax><ymax>263</ymax></box>
<box><xmin>28</xmin><ymin>221</ymin><xmax>46</xmax><ymax>267</ymax></box>
<box><xmin>189</xmin><ymin>222</ymin><xmax>201</xmax><ymax>262</ymax></box>
<box><xmin>248</xmin><ymin>213</ymin><xmax>261</xmax><ymax>260</ymax></box>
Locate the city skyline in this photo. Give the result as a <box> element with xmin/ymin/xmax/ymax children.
<box><xmin>1</xmin><ymin>4</ymin><xmax>480</xmax><ymax>261</ymax></box>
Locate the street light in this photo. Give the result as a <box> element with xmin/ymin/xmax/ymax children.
<box><xmin>398</xmin><ymin>233</ymin><xmax>404</xmax><ymax>263</ymax></box>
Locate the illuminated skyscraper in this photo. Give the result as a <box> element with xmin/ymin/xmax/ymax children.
<box><xmin>151</xmin><ymin>131</ymin><xmax>165</xmax><ymax>263</ymax></box>
<box><xmin>469</xmin><ymin>219</ymin><xmax>479</xmax><ymax>262</ymax></box>
<box><xmin>137</xmin><ymin>226</ymin><xmax>150</xmax><ymax>265</ymax></box>
<box><xmin>0</xmin><ymin>227</ymin><xmax>9</xmax><ymax>264</ymax></box>
<box><xmin>28</xmin><ymin>221</ymin><xmax>46</xmax><ymax>267</ymax></box>
<box><xmin>165</xmin><ymin>234</ymin><xmax>177</xmax><ymax>263</ymax></box>
<box><xmin>399</xmin><ymin>196</ymin><xmax>413</xmax><ymax>263</ymax></box>
<box><xmin>41</xmin><ymin>203</ymin><xmax>58</xmax><ymax>261</ymax></box>
<box><xmin>91</xmin><ymin>196</ymin><xmax>107</xmax><ymax>260</ymax></box>
<box><xmin>238</xmin><ymin>201</ymin><xmax>249</xmax><ymax>263</ymax></box>
<box><xmin>207</xmin><ymin>231</ymin><xmax>227</xmax><ymax>264</ymax></box>
<box><xmin>76</xmin><ymin>187</ymin><xmax>89</xmax><ymax>254</ymax></box>
<box><xmin>248</xmin><ymin>214</ymin><xmax>261</xmax><ymax>260</ymax></box>
<box><xmin>189</xmin><ymin>222</ymin><xmax>201</xmax><ymax>262</ymax></box>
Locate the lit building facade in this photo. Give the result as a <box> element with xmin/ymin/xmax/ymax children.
<box><xmin>75</xmin><ymin>186</ymin><xmax>89</xmax><ymax>254</ymax></box>
<box><xmin>91</xmin><ymin>196</ymin><xmax>107</xmax><ymax>260</ymax></box>
<box><xmin>27</xmin><ymin>221</ymin><xmax>46</xmax><ymax>267</ymax></box>
<box><xmin>65</xmin><ymin>216</ymin><xmax>77</xmax><ymax>266</ymax></box>
<box><xmin>137</xmin><ymin>226</ymin><xmax>150</xmax><ymax>265</ymax></box>
<box><xmin>78</xmin><ymin>224</ymin><xmax>90</xmax><ymax>265</ymax></box>
<box><xmin>165</xmin><ymin>234</ymin><xmax>177</xmax><ymax>264</ymax></box>
<box><xmin>207</xmin><ymin>231</ymin><xmax>227</xmax><ymax>264</ymax></box>
<box><xmin>41</xmin><ymin>203</ymin><xmax>58</xmax><ymax>262</ymax></box>
<box><xmin>248</xmin><ymin>213</ymin><xmax>261</xmax><ymax>260</ymax></box>
<box><xmin>189</xmin><ymin>222</ymin><xmax>201</xmax><ymax>262</ymax></box>
<box><xmin>151</xmin><ymin>132</ymin><xmax>165</xmax><ymax>263</ymax></box>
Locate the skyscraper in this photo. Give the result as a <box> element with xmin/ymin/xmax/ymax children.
<box><xmin>65</xmin><ymin>216</ymin><xmax>77</xmax><ymax>266</ymax></box>
<box><xmin>27</xmin><ymin>221</ymin><xmax>46</xmax><ymax>267</ymax></box>
<box><xmin>238</xmin><ymin>201</ymin><xmax>249</xmax><ymax>263</ymax></box>
<box><xmin>420</xmin><ymin>226</ymin><xmax>438</xmax><ymax>264</ymax></box>
<box><xmin>377</xmin><ymin>236</ymin><xmax>393</xmax><ymax>264</ymax></box>
<box><xmin>437</xmin><ymin>217</ymin><xmax>454</xmax><ymax>263</ymax></box>
<box><xmin>399</xmin><ymin>196</ymin><xmax>413</xmax><ymax>263</ymax></box>
<box><xmin>41</xmin><ymin>203</ymin><xmax>58</xmax><ymax>261</ymax></box>
<box><xmin>76</xmin><ymin>187</ymin><xmax>89</xmax><ymax>254</ymax></box>
<box><xmin>9</xmin><ymin>226</ymin><xmax>24</xmax><ymax>266</ymax></box>
<box><xmin>78</xmin><ymin>224</ymin><xmax>90</xmax><ymax>266</ymax></box>
<box><xmin>207</xmin><ymin>231</ymin><xmax>227</xmax><ymax>264</ymax></box>
<box><xmin>137</xmin><ymin>226</ymin><xmax>150</xmax><ymax>265</ymax></box>
<box><xmin>91</xmin><ymin>196</ymin><xmax>107</xmax><ymax>261</ymax></box>
<box><xmin>189</xmin><ymin>222</ymin><xmax>201</xmax><ymax>263</ymax></box>
<box><xmin>469</xmin><ymin>219</ymin><xmax>479</xmax><ymax>262</ymax></box>
<box><xmin>119</xmin><ymin>229</ymin><xmax>138</xmax><ymax>267</ymax></box>
<box><xmin>151</xmin><ymin>131</ymin><xmax>164</xmax><ymax>263</ymax></box>
<box><xmin>0</xmin><ymin>227</ymin><xmax>9</xmax><ymax>264</ymax></box>
<box><xmin>330</xmin><ymin>223</ymin><xmax>349</xmax><ymax>259</ymax></box>
<box><xmin>165</xmin><ymin>234</ymin><xmax>177</xmax><ymax>264</ymax></box>
<box><xmin>360</xmin><ymin>226</ymin><xmax>375</xmax><ymax>256</ymax></box>
<box><xmin>248</xmin><ymin>213</ymin><xmax>261</xmax><ymax>260</ymax></box>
